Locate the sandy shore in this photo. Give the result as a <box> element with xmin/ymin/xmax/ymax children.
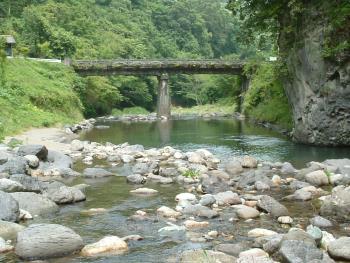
<box><xmin>4</xmin><ymin>127</ymin><xmax>78</xmax><ymax>152</ymax></box>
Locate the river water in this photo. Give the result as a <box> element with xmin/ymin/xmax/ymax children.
<box><xmin>2</xmin><ymin>118</ymin><xmax>350</xmax><ymax>263</ymax></box>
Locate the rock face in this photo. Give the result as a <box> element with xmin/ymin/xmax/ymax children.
<box><xmin>81</xmin><ymin>236</ymin><xmax>128</xmax><ymax>257</ymax></box>
<box><xmin>0</xmin><ymin>191</ymin><xmax>19</xmax><ymax>222</ymax></box>
<box><xmin>15</xmin><ymin>224</ymin><xmax>83</xmax><ymax>260</ymax></box>
<box><xmin>320</xmin><ymin>185</ymin><xmax>350</xmax><ymax>220</ymax></box>
<box><xmin>279</xmin><ymin>4</ymin><xmax>350</xmax><ymax>146</ymax></box>
<box><xmin>10</xmin><ymin>192</ymin><xmax>59</xmax><ymax>216</ymax></box>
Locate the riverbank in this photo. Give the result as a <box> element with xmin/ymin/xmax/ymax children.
<box><xmin>0</xmin><ymin>122</ymin><xmax>350</xmax><ymax>262</ymax></box>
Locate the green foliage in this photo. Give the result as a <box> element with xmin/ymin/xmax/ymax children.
<box><xmin>183</xmin><ymin>169</ymin><xmax>200</xmax><ymax>178</ymax></box>
<box><xmin>242</xmin><ymin>62</ymin><xmax>293</xmax><ymax>129</ymax></box>
<box><xmin>111</xmin><ymin>107</ymin><xmax>149</xmax><ymax>116</ymax></box>
<box><xmin>0</xmin><ymin>58</ymin><xmax>83</xmax><ymax>138</ymax></box>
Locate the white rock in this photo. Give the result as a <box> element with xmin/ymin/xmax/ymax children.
<box><xmin>24</xmin><ymin>155</ymin><xmax>39</xmax><ymax>168</ymax></box>
<box><xmin>130</xmin><ymin>188</ymin><xmax>158</xmax><ymax>195</ymax></box>
<box><xmin>247</xmin><ymin>228</ymin><xmax>278</xmax><ymax>238</ymax></box>
<box><xmin>19</xmin><ymin>209</ymin><xmax>33</xmax><ymax>220</ymax></box>
<box><xmin>175</xmin><ymin>193</ymin><xmax>197</xmax><ymax>203</ymax></box>
<box><xmin>278</xmin><ymin>216</ymin><xmax>293</xmax><ymax>224</ymax></box>
<box><xmin>81</xmin><ymin>236</ymin><xmax>128</xmax><ymax>256</ymax></box>
<box><xmin>157</xmin><ymin>206</ymin><xmax>181</xmax><ymax>218</ymax></box>
<box><xmin>0</xmin><ymin>237</ymin><xmax>13</xmax><ymax>253</ymax></box>
<box><xmin>239</xmin><ymin>248</ymin><xmax>268</xmax><ymax>258</ymax></box>
<box><xmin>321</xmin><ymin>231</ymin><xmax>336</xmax><ymax>251</ymax></box>
<box><xmin>121</xmin><ymin>155</ymin><xmax>134</xmax><ymax>163</ymax></box>
<box><xmin>184</xmin><ymin>220</ymin><xmax>209</xmax><ymax>229</ymax></box>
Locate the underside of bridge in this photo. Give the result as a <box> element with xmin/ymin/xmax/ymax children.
<box><xmin>71</xmin><ymin>59</ymin><xmax>245</xmax><ymax>118</ymax></box>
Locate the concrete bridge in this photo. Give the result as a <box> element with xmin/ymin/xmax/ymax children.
<box><xmin>71</xmin><ymin>59</ymin><xmax>246</xmax><ymax>118</ymax></box>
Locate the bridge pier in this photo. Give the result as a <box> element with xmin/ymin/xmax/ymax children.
<box><xmin>157</xmin><ymin>73</ymin><xmax>171</xmax><ymax>118</ymax></box>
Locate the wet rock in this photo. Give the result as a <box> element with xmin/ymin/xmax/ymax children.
<box><xmin>238</xmin><ymin>170</ymin><xmax>272</xmax><ymax>189</ymax></box>
<box><xmin>147</xmin><ymin>174</ymin><xmax>173</xmax><ymax>184</ymax></box>
<box><xmin>10</xmin><ymin>192</ymin><xmax>59</xmax><ymax>216</ymax></box>
<box><xmin>215</xmin><ymin>241</ymin><xmax>252</xmax><ymax>257</ymax></box>
<box><xmin>281</xmin><ymin>162</ymin><xmax>297</xmax><ymax>175</ymax></box>
<box><xmin>257</xmin><ymin>195</ymin><xmax>289</xmax><ymax>218</ymax></box>
<box><xmin>285</xmin><ymin>188</ymin><xmax>313</xmax><ymax>201</ymax></box>
<box><xmin>234</xmin><ymin>205</ymin><xmax>260</xmax><ymax>219</ymax></box>
<box><xmin>328</xmin><ymin>237</ymin><xmax>350</xmax><ymax>261</ymax></box>
<box><xmin>159</xmin><ymin>167</ymin><xmax>178</xmax><ymax>177</ymax></box>
<box><xmin>199</xmin><ymin>194</ymin><xmax>216</xmax><ymax>206</ymax></box>
<box><xmin>81</xmin><ymin>208</ymin><xmax>108</xmax><ymax>216</ymax></box>
<box><xmin>241</xmin><ymin>156</ymin><xmax>258</xmax><ymax>168</ymax></box>
<box><xmin>175</xmin><ymin>193</ymin><xmax>197</xmax><ymax>203</ymax></box>
<box><xmin>248</xmin><ymin>228</ymin><xmax>278</xmax><ymax>238</ymax></box>
<box><xmin>130</xmin><ymin>188</ymin><xmax>158</xmax><ymax>195</ymax></box>
<box><xmin>320</xmin><ymin>185</ymin><xmax>350</xmax><ymax>220</ymax></box>
<box><xmin>18</xmin><ymin>145</ymin><xmax>48</xmax><ymax>161</ymax></box>
<box><xmin>132</xmin><ymin>162</ymin><xmax>151</xmax><ymax>175</ymax></box>
<box><xmin>83</xmin><ymin>168</ymin><xmax>113</xmax><ymax>178</ymax></box>
<box><xmin>0</xmin><ymin>157</ymin><xmax>28</xmax><ymax>175</ymax></box>
<box><xmin>0</xmin><ymin>191</ymin><xmax>19</xmax><ymax>222</ymax></box>
<box><xmin>184</xmin><ymin>220</ymin><xmax>209</xmax><ymax>229</ymax></box>
<box><xmin>121</xmin><ymin>234</ymin><xmax>143</xmax><ymax>242</ymax></box>
<box><xmin>0</xmin><ymin>220</ymin><xmax>25</xmax><ymax>240</ymax></box>
<box><xmin>279</xmin><ymin>240</ymin><xmax>323</xmax><ymax>263</ymax></box>
<box><xmin>15</xmin><ymin>224</ymin><xmax>83</xmax><ymax>260</ymax></box>
<box><xmin>289</xmin><ymin>180</ymin><xmax>311</xmax><ymax>190</ymax></box>
<box><xmin>24</xmin><ymin>155</ymin><xmax>39</xmax><ymax>168</ymax></box>
<box><xmin>180</xmin><ymin>250</ymin><xmax>236</xmax><ymax>263</ymax></box>
<box><xmin>157</xmin><ymin>206</ymin><xmax>181</xmax><ymax>218</ymax></box>
<box><xmin>282</xmin><ymin>228</ymin><xmax>316</xmax><ymax>246</ymax></box>
<box><xmin>182</xmin><ymin>204</ymin><xmax>219</xmax><ymax>219</ymax></box>
<box><xmin>214</xmin><ymin>191</ymin><xmax>241</xmax><ymax>206</ymax></box>
<box><xmin>9</xmin><ymin>174</ymin><xmax>42</xmax><ymax>193</ymax></box>
<box><xmin>225</xmin><ymin>160</ymin><xmax>244</xmax><ymax>175</ymax></box>
<box><xmin>0</xmin><ymin>178</ymin><xmax>25</xmax><ymax>192</ymax></box>
<box><xmin>126</xmin><ymin>174</ymin><xmax>145</xmax><ymax>184</ymax></box>
<box><xmin>310</xmin><ymin>216</ymin><xmax>333</xmax><ymax>228</ymax></box>
<box><xmin>81</xmin><ymin>236</ymin><xmax>128</xmax><ymax>257</ymax></box>
<box><xmin>158</xmin><ymin>224</ymin><xmax>186</xmax><ymax>238</ymax></box>
<box><xmin>44</xmin><ymin>186</ymin><xmax>86</xmax><ymax>204</ymax></box>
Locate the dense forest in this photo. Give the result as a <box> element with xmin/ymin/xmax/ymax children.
<box><xmin>0</xmin><ymin>0</ymin><xmax>293</xmax><ymax>137</ymax></box>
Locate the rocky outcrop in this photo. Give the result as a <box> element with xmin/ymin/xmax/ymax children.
<box><xmin>279</xmin><ymin>4</ymin><xmax>350</xmax><ymax>146</ymax></box>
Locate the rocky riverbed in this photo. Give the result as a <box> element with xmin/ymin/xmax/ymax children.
<box><xmin>0</xmin><ymin>119</ymin><xmax>350</xmax><ymax>262</ymax></box>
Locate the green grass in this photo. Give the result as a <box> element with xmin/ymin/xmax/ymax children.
<box><xmin>0</xmin><ymin>58</ymin><xmax>83</xmax><ymax>140</ymax></box>
<box><xmin>183</xmin><ymin>169</ymin><xmax>200</xmax><ymax>178</ymax></box>
<box><xmin>172</xmin><ymin>99</ymin><xmax>237</xmax><ymax>116</ymax></box>
<box><xmin>111</xmin><ymin>106</ymin><xmax>149</xmax><ymax>116</ymax></box>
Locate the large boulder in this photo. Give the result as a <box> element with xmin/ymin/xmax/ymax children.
<box><xmin>328</xmin><ymin>237</ymin><xmax>350</xmax><ymax>261</ymax></box>
<box><xmin>0</xmin><ymin>178</ymin><xmax>25</xmax><ymax>192</ymax></box>
<box><xmin>9</xmin><ymin>174</ymin><xmax>43</xmax><ymax>193</ymax></box>
<box><xmin>257</xmin><ymin>195</ymin><xmax>289</xmax><ymax>218</ymax></box>
<box><xmin>0</xmin><ymin>157</ymin><xmax>28</xmax><ymax>175</ymax></box>
<box><xmin>44</xmin><ymin>186</ymin><xmax>86</xmax><ymax>204</ymax></box>
<box><xmin>0</xmin><ymin>191</ymin><xmax>19</xmax><ymax>222</ymax></box>
<box><xmin>15</xmin><ymin>224</ymin><xmax>83</xmax><ymax>260</ymax></box>
<box><xmin>279</xmin><ymin>240</ymin><xmax>323</xmax><ymax>263</ymax></box>
<box><xmin>320</xmin><ymin>185</ymin><xmax>350</xmax><ymax>220</ymax></box>
<box><xmin>305</xmin><ymin>170</ymin><xmax>329</xmax><ymax>186</ymax></box>
<box><xmin>83</xmin><ymin>168</ymin><xmax>113</xmax><ymax>178</ymax></box>
<box><xmin>10</xmin><ymin>192</ymin><xmax>59</xmax><ymax>216</ymax></box>
<box><xmin>18</xmin><ymin>145</ymin><xmax>48</xmax><ymax>161</ymax></box>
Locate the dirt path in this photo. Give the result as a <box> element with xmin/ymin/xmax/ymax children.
<box><xmin>4</xmin><ymin>127</ymin><xmax>78</xmax><ymax>152</ymax></box>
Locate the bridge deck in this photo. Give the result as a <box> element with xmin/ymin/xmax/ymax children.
<box><xmin>72</xmin><ymin>59</ymin><xmax>245</xmax><ymax>75</ymax></box>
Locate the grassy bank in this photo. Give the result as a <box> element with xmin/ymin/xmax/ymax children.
<box><xmin>0</xmin><ymin>58</ymin><xmax>83</xmax><ymax>139</ymax></box>
<box><xmin>172</xmin><ymin>99</ymin><xmax>237</xmax><ymax>116</ymax></box>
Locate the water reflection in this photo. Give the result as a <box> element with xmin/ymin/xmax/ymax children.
<box><xmin>81</xmin><ymin>118</ymin><xmax>350</xmax><ymax>168</ymax></box>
